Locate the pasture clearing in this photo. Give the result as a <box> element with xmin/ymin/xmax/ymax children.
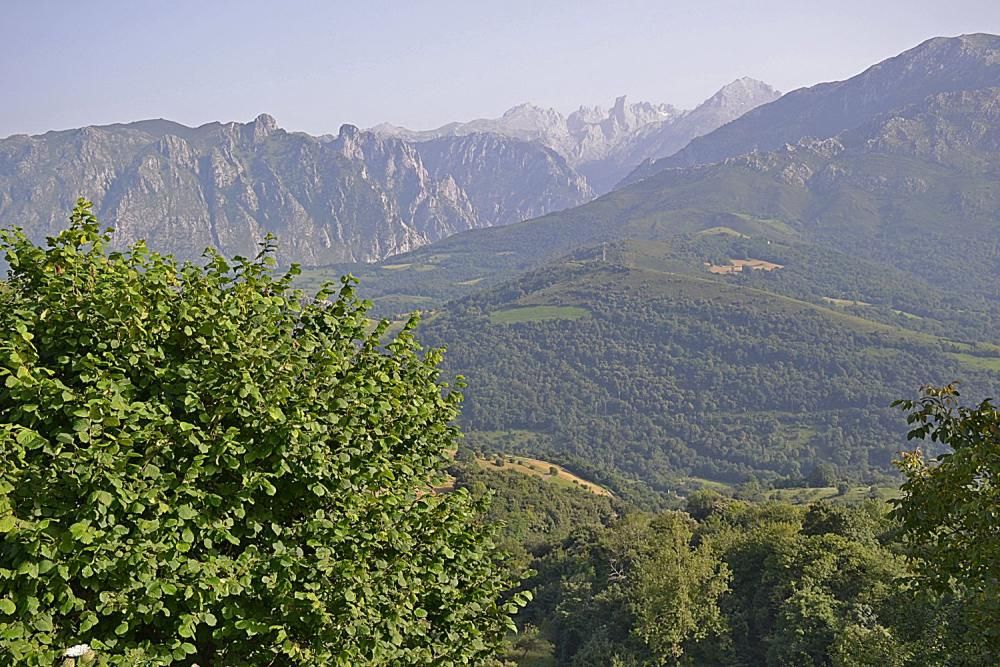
<box><xmin>477</xmin><ymin>455</ymin><xmax>614</xmax><ymax>497</ymax></box>
<box><xmin>489</xmin><ymin>305</ymin><xmax>589</xmax><ymax>324</ymax></box>
<box><xmin>707</xmin><ymin>258</ymin><xmax>784</xmax><ymax>274</ymax></box>
<box><xmin>950</xmin><ymin>352</ymin><xmax>1000</xmax><ymax>372</ymax></box>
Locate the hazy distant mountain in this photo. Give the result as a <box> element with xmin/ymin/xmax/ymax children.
<box><xmin>583</xmin><ymin>78</ymin><xmax>781</xmax><ymax>191</ymax></box>
<box><xmin>373</xmin><ymin>96</ymin><xmax>679</xmax><ymax>169</ymax></box>
<box><xmin>330</xmin><ymin>85</ymin><xmax>1000</xmax><ymax>491</ymax></box>
<box><xmin>0</xmin><ymin>115</ymin><xmax>591</xmax><ymax>264</ymax></box>
<box><xmin>372</xmin><ymin>79</ymin><xmax>780</xmax><ymax>193</ymax></box>
<box><xmin>330</xmin><ymin>85</ymin><xmax>1000</xmax><ymax>309</ymax></box>
<box><xmin>622</xmin><ymin>33</ymin><xmax>1000</xmax><ymax>186</ymax></box>
<box><xmin>413</xmin><ymin>133</ymin><xmax>592</xmax><ymax>228</ymax></box>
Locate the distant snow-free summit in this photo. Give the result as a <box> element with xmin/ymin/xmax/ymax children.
<box><xmin>372</xmin><ymin>78</ymin><xmax>782</xmax><ymax>193</ymax></box>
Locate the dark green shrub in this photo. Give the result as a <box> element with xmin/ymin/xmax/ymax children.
<box><xmin>0</xmin><ymin>200</ymin><xmax>524</xmax><ymax>665</ymax></box>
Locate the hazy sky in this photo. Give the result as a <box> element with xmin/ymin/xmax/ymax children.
<box><xmin>3</xmin><ymin>0</ymin><xmax>999</xmax><ymax>137</ymax></box>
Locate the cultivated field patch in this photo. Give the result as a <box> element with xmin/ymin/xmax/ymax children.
<box><xmin>706</xmin><ymin>258</ymin><xmax>784</xmax><ymax>274</ymax></box>
<box><xmin>696</xmin><ymin>226</ymin><xmax>749</xmax><ymax>238</ymax></box>
<box><xmin>477</xmin><ymin>455</ymin><xmax>614</xmax><ymax>497</ymax></box>
<box><xmin>489</xmin><ymin>305</ymin><xmax>589</xmax><ymax>324</ymax></box>
<box><xmin>822</xmin><ymin>297</ymin><xmax>872</xmax><ymax>307</ymax></box>
<box><xmin>950</xmin><ymin>352</ymin><xmax>1000</xmax><ymax>372</ymax></box>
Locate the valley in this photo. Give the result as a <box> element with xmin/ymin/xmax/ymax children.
<box><xmin>419</xmin><ymin>249</ymin><xmax>997</xmax><ymax>498</ymax></box>
<box><xmin>2</xmin><ymin>21</ymin><xmax>999</xmax><ymax>666</ymax></box>
<box><xmin>288</xmin><ymin>54</ymin><xmax>1000</xmax><ymax>503</ymax></box>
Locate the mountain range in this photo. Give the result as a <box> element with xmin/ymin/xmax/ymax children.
<box><xmin>327</xmin><ymin>34</ymin><xmax>1000</xmax><ymax>308</ymax></box>
<box><xmin>373</xmin><ymin>78</ymin><xmax>781</xmax><ymax>193</ymax></box>
<box><xmin>0</xmin><ymin>79</ymin><xmax>779</xmax><ymax>265</ymax></box>
<box><xmin>292</xmin><ymin>33</ymin><xmax>1000</xmax><ymax>493</ymax></box>
<box><xmin>3</xmin><ymin>32</ymin><xmax>998</xmax><ymax>495</ymax></box>
<box><xmin>0</xmin><ymin>115</ymin><xmax>591</xmax><ymax>264</ymax></box>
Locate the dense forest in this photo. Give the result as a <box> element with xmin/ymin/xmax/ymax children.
<box><xmin>421</xmin><ymin>252</ymin><xmax>999</xmax><ymax>495</ymax></box>
<box><xmin>500</xmin><ymin>494</ymin><xmax>993</xmax><ymax>666</ymax></box>
<box><xmin>455</xmin><ymin>386</ymin><xmax>998</xmax><ymax>666</ymax></box>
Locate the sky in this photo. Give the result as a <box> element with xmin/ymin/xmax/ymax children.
<box><xmin>2</xmin><ymin>0</ymin><xmax>999</xmax><ymax>138</ymax></box>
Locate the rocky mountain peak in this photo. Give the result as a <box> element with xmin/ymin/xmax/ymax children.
<box><xmin>367</xmin><ymin>81</ymin><xmax>777</xmax><ymax>194</ymax></box>
<box><xmin>502</xmin><ymin>102</ymin><xmax>548</xmax><ymax>117</ymax></box>
<box><xmin>603</xmin><ymin>95</ymin><xmax>676</xmax><ymax>131</ymax></box>
<box><xmin>338</xmin><ymin>123</ymin><xmax>361</xmax><ymax>140</ymax></box>
<box><xmin>498</xmin><ymin>103</ymin><xmax>567</xmax><ymax>134</ymax></box>
<box><xmin>254</xmin><ymin>113</ymin><xmax>278</xmax><ymax>131</ymax></box>
<box><xmin>242</xmin><ymin>113</ymin><xmax>279</xmax><ymax>143</ymax></box>
<box><xmin>333</xmin><ymin>123</ymin><xmax>397</xmax><ymax>163</ymax></box>
<box><xmin>703</xmin><ymin>78</ymin><xmax>781</xmax><ymax>109</ymax></box>
<box><xmin>570</xmin><ymin>104</ymin><xmax>607</xmax><ymax>124</ymax></box>
<box><xmin>607</xmin><ymin>96</ymin><xmax>636</xmax><ymax>132</ymax></box>
<box><xmin>610</xmin><ymin>95</ymin><xmax>629</xmax><ymax>116</ymax></box>
<box><xmin>622</xmin><ymin>33</ymin><xmax>1000</xmax><ymax>186</ymax></box>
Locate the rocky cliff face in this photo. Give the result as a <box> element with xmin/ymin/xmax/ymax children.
<box><xmin>0</xmin><ymin>115</ymin><xmax>591</xmax><ymax>264</ymax></box>
<box><xmin>372</xmin><ymin>80</ymin><xmax>779</xmax><ymax>194</ymax></box>
<box><xmin>580</xmin><ymin>79</ymin><xmax>781</xmax><ymax>192</ymax></box>
<box><xmin>848</xmin><ymin>87</ymin><xmax>1000</xmax><ymax>168</ymax></box>
<box><xmin>414</xmin><ymin>133</ymin><xmax>593</xmax><ymax>228</ymax></box>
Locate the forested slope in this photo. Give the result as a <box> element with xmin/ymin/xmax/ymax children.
<box><xmin>420</xmin><ymin>253</ymin><xmax>999</xmax><ymax>493</ymax></box>
<box><xmin>312</xmin><ymin>86</ymin><xmax>1000</xmax><ymax>313</ymax></box>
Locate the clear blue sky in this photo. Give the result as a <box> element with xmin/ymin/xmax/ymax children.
<box><xmin>2</xmin><ymin>0</ymin><xmax>998</xmax><ymax>137</ymax></box>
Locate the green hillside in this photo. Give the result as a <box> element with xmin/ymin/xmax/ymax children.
<box><xmin>294</xmin><ymin>87</ymin><xmax>1000</xmax><ymax>500</ymax></box>
<box><xmin>418</xmin><ymin>254</ymin><xmax>999</xmax><ymax>495</ymax></box>
<box><xmin>301</xmin><ymin>87</ymin><xmax>1000</xmax><ymax>315</ymax></box>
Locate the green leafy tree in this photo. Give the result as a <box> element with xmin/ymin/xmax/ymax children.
<box><xmin>806</xmin><ymin>463</ymin><xmax>837</xmax><ymax>488</ymax></box>
<box><xmin>0</xmin><ymin>200</ymin><xmax>524</xmax><ymax>665</ymax></box>
<box><xmin>765</xmin><ymin>584</ymin><xmax>839</xmax><ymax>666</ymax></box>
<box><xmin>893</xmin><ymin>384</ymin><xmax>1000</xmax><ymax>657</ymax></box>
<box><xmin>526</xmin><ymin>512</ymin><xmax>729</xmax><ymax>666</ymax></box>
<box><xmin>630</xmin><ymin>513</ymin><xmax>730</xmax><ymax>665</ymax></box>
<box><xmin>830</xmin><ymin>621</ymin><xmax>912</xmax><ymax>667</ymax></box>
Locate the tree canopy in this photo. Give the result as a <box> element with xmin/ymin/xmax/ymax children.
<box><xmin>0</xmin><ymin>199</ymin><xmax>522</xmax><ymax>665</ymax></box>
<box><xmin>893</xmin><ymin>384</ymin><xmax>1000</xmax><ymax>656</ymax></box>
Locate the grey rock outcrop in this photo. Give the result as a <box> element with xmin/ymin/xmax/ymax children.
<box><xmin>372</xmin><ymin>80</ymin><xmax>780</xmax><ymax>194</ymax></box>
<box><xmin>0</xmin><ymin>115</ymin><xmax>592</xmax><ymax>264</ymax></box>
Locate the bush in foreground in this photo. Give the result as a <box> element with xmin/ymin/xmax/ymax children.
<box><xmin>0</xmin><ymin>200</ymin><xmax>523</xmax><ymax>665</ymax></box>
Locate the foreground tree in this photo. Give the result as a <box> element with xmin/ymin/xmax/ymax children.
<box><xmin>526</xmin><ymin>512</ymin><xmax>730</xmax><ymax>666</ymax></box>
<box><xmin>893</xmin><ymin>384</ymin><xmax>1000</xmax><ymax>660</ymax></box>
<box><xmin>630</xmin><ymin>513</ymin><xmax>730</xmax><ymax>665</ymax></box>
<box><xmin>0</xmin><ymin>200</ymin><xmax>523</xmax><ymax>665</ymax></box>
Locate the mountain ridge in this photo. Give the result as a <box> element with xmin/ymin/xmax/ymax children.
<box><xmin>372</xmin><ymin>79</ymin><xmax>781</xmax><ymax>193</ymax></box>
<box><xmin>622</xmin><ymin>33</ymin><xmax>1000</xmax><ymax>185</ymax></box>
<box><xmin>0</xmin><ymin>114</ymin><xmax>592</xmax><ymax>264</ymax></box>
<box><xmin>309</xmin><ymin>84</ymin><xmax>1000</xmax><ymax>312</ymax></box>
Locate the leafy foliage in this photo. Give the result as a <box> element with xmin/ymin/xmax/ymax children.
<box><xmin>420</xmin><ymin>258</ymin><xmax>998</xmax><ymax>493</ymax></box>
<box><xmin>893</xmin><ymin>384</ymin><xmax>1000</xmax><ymax>655</ymax></box>
<box><xmin>520</xmin><ymin>512</ymin><xmax>730</xmax><ymax>666</ymax></box>
<box><xmin>515</xmin><ymin>492</ymin><xmax>993</xmax><ymax>666</ymax></box>
<box><xmin>0</xmin><ymin>199</ymin><xmax>523</xmax><ymax>665</ymax></box>
<box><xmin>629</xmin><ymin>513</ymin><xmax>730</xmax><ymax>664</ymax></box>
